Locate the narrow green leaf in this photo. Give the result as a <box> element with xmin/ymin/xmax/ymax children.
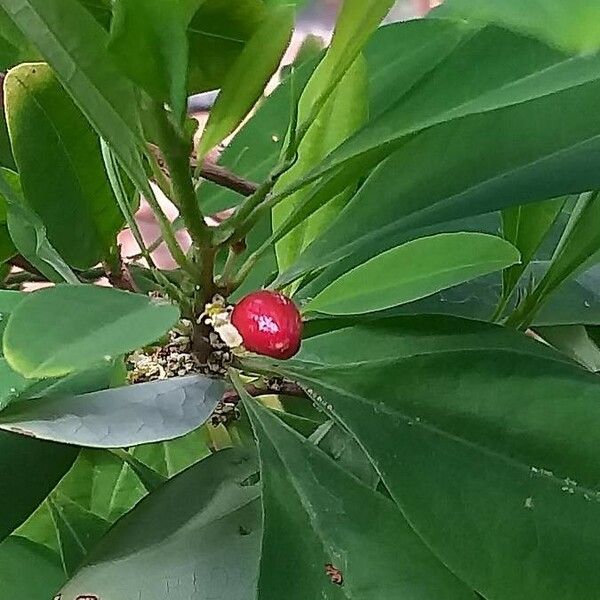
<box><xmin>536</xmin><ymin>325</ymin><xmax>600</xmax><ymax>372</ymax></box>
<box><xmin>109</xmin><ymin>0</ymin><xmax>204</xmax><ymax>123</ymax></box>
<box><xmin>238</xmin><ymin>379</ymin><xmax>476</xmax><ymax>599</ymax></box>
<box><xmin>512</xmin><ymin>191</ymin><xmax>600</xmax><ymax>326</ymax></box>
<box><xmin>0</xmin><ymin>168</ymin><xmax>79</xmax><ymax>283</ymax></box>
<box><xmin>0</xmin><ymin>375</ymin><xmax>224</xmax><ymax>447</ymax></box>
<box><xmin>0</xmin><ymin>430</ymin><xmax>77</xmax><ymax>542</ymax></box>
<box><xmin>0</xmin><ymin>0</ymin><xmax>149</xmax><ymax>191</ymax></box>
<box><xmin>59</xmin><ymin>448</ymin><xmax>261</xmax><ymax>599</ymax></box>
<box><xmin>197</xmin><ymin>5</ymin><xmax>294</xmax><ymax>158</ymax></box>
<box><xmin>187</xmin><ymin>0</ymin><xmax>267</xmax><ymax>94</ymax></box>
<box><xmin>435</xmin><ymin>0</ymin><xmax>600</xmax><ymax>54</ymax></box>
<box><xmin>273</xmin><ymin>56</ymin><xmax>368</xmax><ymax>276</ymax></box>
<box><xmin>264</xmin><ymin>317</ymin><xmax>600</xmax><ymax>600</ymax></box>
<box><xmin>305</xmin><ymin>233</ymin><xmax>520</xmax><ymax>315</ymax></box>
<box><xmin>3</xmin><ymin>284</ymin><xmax>179</xmax><ymax>378</ymax></box>
<box><xmin>5</xmin><ymin>63</ymin><xmax>123</xmax><ymax>268</ymax></box>
<box><xmin>501</xmin><ymin>197</ymin><xmax>565</xmax><ymax>301</ymax></box>
<box><xmin>297</xmin><ymin>0</ymin><xmax>395</xmax><ymax>131</ymax></box>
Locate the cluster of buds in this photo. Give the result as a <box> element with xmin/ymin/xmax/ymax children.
<box><xmin>127</xmin><ymin>319</ymin><xmax>200</xmax><ymax>383</ymax></box>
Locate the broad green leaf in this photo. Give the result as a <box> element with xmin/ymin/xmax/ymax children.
<box><xmin>510</xmin><ymin>191</ymin><xmax>600</xmax><ymax>326</ymax></box>
<box><xmin>197</xmin><ymin>5</ymin><xmax>294</xmax><ymax>158</ymax></box>
<box><xmin>305</xmin><ymin>233</ymin><xmax>520</xmax><ymax>315</ymax></box>
<box><xmin>501</xmin><ymin>197</ymin><xmax>565</xmax><ymax>301</ymax></box>
<box><xmin>132</xmin><ymin>427</ymin><xmax>211</xmax><ymax>478</ymax></box>
<box><xmin>435</xmin><ymin>0</ymin><xmax>600</xmax><ymax>54</ymax></box>
<box><xmin>109</xmin><ymin>0</ymin><xmax>204</xmax><ymax>122</ymax></box>
<box><xmin>17</xmin><ymin>448</ymin><xmax>146</xmax><ymax>556</ymax></box>
<box><xmin>59</xmin><ymin>448</ymin><xmax>261</xmax><ymax>599</ymax></box>
<box><xmin>3</xmin><ymin>284</ymin><xmax>179</xmax><ymax>378</ymax></box>
<box><xmin>48</xmin><ymin>494</ymin><xmax>110</xmax><ymax>576</ymax></box>
<box><xmin>187</xmin><ymin>0</ymin><xmax>266</xmax><ymax>94</ymax></box>
<box><xmin>273</xmin><ymin>56</ymin><xmax>368</xmax><ymax>276</ymax></box>
<box><xmin>0</xmin><ymin>168</ymin><xmax>79</xmax><ymax>283</ymax></box>
<box><xmin>261</xmin><ymin>317</ymin><xmax>600</xmax><ymax>599</ymax></box>
<box><xmin>0</xmin><ymin>0</ymin><xmax>149</xmax><ymax>191</ymax></box>
<box><xmin>5</xmin><ymin>63</ymin><xmax>123</xmax><ymax>269</ymax></box>
<box><xmin>311</xmin><ymin>420</ymin><xmax>380</xmax><ymax>489</ymax></box>
<box><xmin>0</xmin><ymin>289</ymin><xmax>23</xmax><ymax>338</ymax></box>
<box><xmin>0</xmin><ymin>430</ymin><xmax>77</xmax><ymax>541</ymax></box>
<box><xmin>240</xmin><ymin>386</ymin><xmax>475</xmax><ymax>599</ymax></box>
<box><xmin>277</xmin><ymin>23</ymin><xmax>600</xmax><ymax>288</ymax></box>
<box><xmin>0</xmin><ymin>358</ymin><xmax>28</xmax><ymax>410</ymax></box>
<box><xmin>0</xmin><ymin>374</ymin><xmax>224</xmax><ymax>447</ymax></box>
<box><xmin>0</xmin><ymin>536</ymin><xmax>64</xmax><ymax>600</ymax></box>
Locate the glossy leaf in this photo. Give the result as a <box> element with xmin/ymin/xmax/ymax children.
<box><xmin>435</xmin><ymin>0</ymin><xmax>600</xmax><ymax>54</ymax></box>
<box><xmin>109</xmin><ymin>0</ymin><xmax>204</xmax><ymax>122</ymax></box>
<box><xmin>501</xmin><ymin>197</ymin><xmax>565</xmax><ymax>301</ymax></box>
<box><xmin>3</xmin><ymin>285</ymin><xmax>179</xmax><ymax>378</ymax></box>
<box><xmin>536</xmin><ymin>325</ymin><xmax>600</xmax><ymax>372</ymax></box>
<box><xmin>240</xmin><ymin>385</ymin><xmax>475</xmax><ymax>599</ymax></box>
<box><xmin>273</xmin><ymin>56</ymin><xmax>368</xmax><ymax>275</ymax></box>
<box><xmin>298</xmin><ymin>0</ymin><xmax>395</xmax><ymax>130</ymax></box>
<box><xmin>197</xmin><ymin>5</ymin><xmax>294</xmax><ymax>158</ymax></box>
<box><xmin>0</xmin><ymin>358</ymin><xmax>28</xmax><ymax>410</ymax></box>
<box><xmin>0</xmin><ymin>430</ymin><xmax>77</xmax><ymax>542</ymax></box>
<box><xmin>0</xmin><ymin>0</ymin><xmax>149</xmax><ymax>191</ymax></box>
<box><xmin>510</xmin><ymin>191</ymin><xmax>600</xmax><ymax>326</ymax></box>
<box><xmin>260</xmin><ymin>317</ymin><xmax>600</xmax><ymax>600</ymax></box>
<box><xmin>0</xmin><ymin>168</ymin><xmax>79</xmax><ymax>283</ymax></box>
<box><xmin>0</xmin><ymin>536</ymin><xmax>64</xmax><ymax>600</ymax></box>
<box><xmin>277</xmin><ymin>23</ymin><xmax>600</xmax><ymax>288</ymax></box>
<box><xmin>305</xmin><ymin>233</ymin><xmax>519</xmax><ymax>315</ymax></box>
<box><xmin>5</xmin><ymin>63</ymin><xmax>123</xmax><ymax>268</ymax></box>
<box><xmin>59</xmin><ymin>448</ymin><xmax>261</xmax><ymax>599</ymax></box>
<box><xmin>187</xmin><ymin>0</ymin><xmax>266</xmax><ymax>94</ymax></box>
<box><xmin>0</xmin><ymin>374</ymin><xmax>223</xmax><ymax>447</ymax></box>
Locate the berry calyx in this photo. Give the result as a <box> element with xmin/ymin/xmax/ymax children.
<box><xmin>231</xmin><ymin>290</ymin><xmax>303</xmax><ymax>359</ymax></box>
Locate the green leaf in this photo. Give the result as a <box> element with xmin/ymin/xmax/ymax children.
<box><xmin>187</xmin><ymin>0</ymin><xmax>266</xmax><ymax>94</ymax></box>
<box><xmin>3</xmin><ymin>284</ymin><xmax>179</xmax><ymax>378</ymax></box>
<box><xmin>0</xmin><ymin>536</ymin><xmax>64</xmax><ymax>600</ymax></box>
<box><xmin>277</xmin><ymin>23</ymin><xmax>600</xmax><ymax>287</ymax></box>
<box><xmin>435</xmin><ymin>0</ymin><xmax>600</xmax><ymax>54</ymax></box>
<box><xmin>0</xmin><ymin>430</ymin><xmax>77</xmax><ymax>541</ymax></box>
<box><xmin>0</xmin><ymin>289</ymin><xmax>23</xmax><ymax>337</ymax></box>
<box><xmin>0</xmin><ymin>0</ymin><xmax>149</xmax><ymax>192</ymax></box>
<box><xmin>0</xmin><ymin>358</ymin><xmax>28</xmax><ymax>409</ymax></box>
<box><xmin>501</xmin><ymin>197</ymin><xmax>565</xmax><ymax>301</ymax></box>
<box><xmin>297</xmin><ymin>0</ymin><xmax>395</xmax><ymax>131</ymax></box>
<box><xmin>197</xmin><ymin>5</ymin><xmax>294</xmax><ymax>159</ymax></box>
<box><xmin>239</xmin><ymin>383</ymin><xmax>475</xmax><ymax>599</ymax></box>
<box><xmin>5</xmin><ymin>63</ymin><xmax>123</xmax><ymax>269</ymax></box>
<box><xmin>305</xmin><ymin>233</ymin><xmax>520</xmax><ymax>315</ymax></box>
<box><xmin>59</xmin><ymin>448</ymin><xmax>261</xmax><ymax>599</ymax></box>
<box><xmin>273</xmin><ymin>56</ymin><xmax>368</xmax><ymax>276</ymax></box>
<box><xmin>263</xmin><ymin>317</ymin><xmax>600</xmax><ymax>599</ymax></box>
<box><xmin>0</xmin><ymin>168</ymin><xmax>79</xmax><ymax>283</ymax></box>
<box><xmin>511</xmin><ymin>191</ymin><xmax>600</xmax><ymax>326</ymax></box>
<box><xmin>17</xmin><ymin>448</ymin><xmax>146</xmax><ymax>556</ymax></box>
<box><xmin>0</xmin><ymin>375</ymin><xmax>224</xmax><ymax>447</ymax></box>
<box><xmin>109</xmin><ymin>0</ymin><xmax>204</xmax><ymax>123</ymax></box>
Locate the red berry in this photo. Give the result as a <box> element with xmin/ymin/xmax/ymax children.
<box><xmin>231</xmin><ymin>290</ymin><xmax>303</xmax><ymax>359</ymax></box>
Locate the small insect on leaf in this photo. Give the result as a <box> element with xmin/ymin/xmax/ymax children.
<box><xmin>325</xmin><ymin>563</ymin><xmax>344</xmax><ymax>586</ymax></box>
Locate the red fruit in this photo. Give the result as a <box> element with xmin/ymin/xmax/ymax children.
<box><xmin>231</xmin><ymin>290</ymin><xmax>303</xmax><ymax>359</ymax></box>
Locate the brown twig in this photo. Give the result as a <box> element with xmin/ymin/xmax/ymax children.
<box><xmin>221</xmin><ymin>378</ymin><xmax>307</xmax><ymax>405</ymax></box>
<box><xmin>148</xmin><ymin>143</ymin><xmax>259</xmax><ymax>198</ymax></box>
<box><xmin>102</xmin><ymin>258</ymin><xmax>138</xmax><ymax>292</ymax></box>
<box><xmin>195</xmin><ymin>160</ymin><xmax>259</xmax><ymax>197</ymax></box>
